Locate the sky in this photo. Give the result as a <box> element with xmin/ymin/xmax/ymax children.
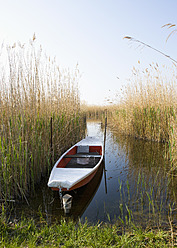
<box><xmin>0</xmin><ymin>0</ymin><xmax>177</xmax><ymax>105</ymax></box>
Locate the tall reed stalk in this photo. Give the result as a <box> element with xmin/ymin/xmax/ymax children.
<box><xmin>110</xmin><ymin>64</ymin><xmax>177</xmax><ymax>168</ymax></box>
<box><xmin>0</xmin><ymin>38</ymin><xmax>85</xmax><ymax>201</ymax></box>
<box><xmin>81</xmin><ymin>104</ymin><xmax>107</xmax><ymax>120</ymax></box>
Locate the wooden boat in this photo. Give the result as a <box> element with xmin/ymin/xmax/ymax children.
<box><xmin>48</xmin><ymin>136</ymin><xmax>104</xmax><ymax>191</ymax></box>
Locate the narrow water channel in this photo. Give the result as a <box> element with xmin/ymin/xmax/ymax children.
<box><xmin>12</xmin><ymin>120</ymin><xmax>177</xmax><ymax>226</ymax></box>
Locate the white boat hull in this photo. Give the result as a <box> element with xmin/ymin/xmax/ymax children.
<box><xmin>48</xmin><ymin>136</ymin><xmax>103</xmax><ymax>191</ymax></box>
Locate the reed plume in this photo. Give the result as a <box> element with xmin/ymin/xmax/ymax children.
<box><xmin>111</xmin><ymin>64</ymin><xmax>177</xmax><ymax>143</ymax></box>
<box><xmin>0</xmin><ymin>37</ymin><xmax>85</xmax><ymax>201</ymax></box>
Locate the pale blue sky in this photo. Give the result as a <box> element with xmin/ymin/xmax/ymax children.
<box><xmin>0</xmin><ymin>0</ymin><xmax>177</xmax><ymax>105</ymax></box>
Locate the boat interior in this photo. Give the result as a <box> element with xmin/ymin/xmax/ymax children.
<box><xmin>57</xmin><ymin>145</ymin><xmax>102</xmax><ymax>169</ymax></box>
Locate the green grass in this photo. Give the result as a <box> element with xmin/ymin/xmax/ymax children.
<box><xmin>0</xmin><ymin>217</ymin><xmax>173</xmax><ymax>247</ymax></box>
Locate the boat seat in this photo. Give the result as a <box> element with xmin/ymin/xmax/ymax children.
<box><xmin>64</xmin><ymin>145</ymin><xmax>101</xmax><ymax>158</ymax></box>
<box><xmin>77</xmin><ymin>145</ymin><xmax>89</xmax><ymax>153</ymax></box>
<box><xmin>64</xmin><ymin>154</ymin><xmax>101</xmax><ymax>158</ymax></box>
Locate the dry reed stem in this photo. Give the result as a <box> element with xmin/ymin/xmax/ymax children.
<box><xmin>0</xmin><ymin>38</ymin><xmax>85</xmax><ymax>201</ymax></box>
<box><xmin>110</xmin><ymin>64</ymin><xmax>177</xmax><ymax>169</ymax></box>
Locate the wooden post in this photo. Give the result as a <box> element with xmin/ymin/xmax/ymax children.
<box><xmin>103</xmin><ymin>109</ymin><xmax>107</xmax><ymax>159</ymax></box>
<box><xmin>103</xmin><ymin>109</ymin><xmax>107</xmax><ymax>194</ymax></box>
<box><xmin>50</xmin><ymin>117</ymin><xmax>53</xmax><ymax>167</ymax></box>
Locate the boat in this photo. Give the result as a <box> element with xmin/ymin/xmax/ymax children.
<box><xmin>48</xmin><ymin>136</ymin><xmax>104</xmax><ymax>192</ymax></box>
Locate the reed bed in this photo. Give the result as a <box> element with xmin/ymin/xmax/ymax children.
<box><xmin>81</xmin><ymin>104</ymin><xmax>107</xmax><ymax>119</ymax></box>
<box><xmin>0</xmin><ymin>38</ymin><xmax>85</xmax><ymax>202</ymax></box>
<box><xmin>110</xmin><ymin>64</ymin><xmax>177</xmax><ymax>168</ymax></box>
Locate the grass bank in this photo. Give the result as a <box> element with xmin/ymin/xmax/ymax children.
<box><xmin>0</xmin><ymin>216</ymin><xmax>174</xmax><ymax>247</ymax></box>
<box><xmin>0</xmin><ymin>38</ymin><xmax>85</xmax><ymax>202</ymax></box>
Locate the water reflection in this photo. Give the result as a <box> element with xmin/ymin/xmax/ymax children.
<box><xmin>82</xmin><ymin>121</ymin><xmax>177</xmax><ymax>226</ymax></box>
<box><xmin>49</xmin><ymin>163</ymin><xmax>104</xmax><ymax>222</ymax></box>
<box><xmin>11</xmin><ymin>121</ymin><xmax>177</xmax><ymax>226</ymax></box>
<box><xmin>12</xmin><ymin>162</ymin><xmax>104</xmax><ymax>224</ymax></box>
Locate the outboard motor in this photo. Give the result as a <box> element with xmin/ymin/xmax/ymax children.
<box><xmin>62</xmin><ymin>194</ymin><xmax>73</xmax><ymax>214</ymax></box>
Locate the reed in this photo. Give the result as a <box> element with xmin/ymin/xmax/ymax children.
<box><xmin>81</xmin><ymin>104</ymin><xmax>109</xmax><ymax>120</ymax></box>
<box><xmin>110</xmin><ymin>64</ymin><xmax>177</xmax><ymax>168</ymax></box>
<box><xmin>117</xmin><ymin>172</ymin><xmax>175</xmax><ymax>230</ymax></box>
<box><xmin>0</xmin><ymin>38</ymin><xmax>85</xmax><ymax>202</ymax></box>
<box><xmin>108</xmin><ymin>120</ymin><xmax>177</xmax><ymax>230</ymax></box>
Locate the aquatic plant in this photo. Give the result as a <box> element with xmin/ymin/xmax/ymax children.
<box><xmin>121</xmin><ymin>26</ymin><xmax>177</xmax><ymax>171</ymax></box>
<box><xmin>110</xmin><ymin>64</ymin><xmax>177</xmax><ymax>171</ymax></box>
<box><xmin>0</xmin><ymin>37</ymin><xmax>85</xmax><ymax>202</ymax></box>
<box><xmin>81</xmin><ymin>104</ymin><xmax>107</xmax><ymax>120</ymax></box>
<box><xmin>112</xmin><ymin>65</ymin><xmax>176</xmax><ymax>139</ymax></box>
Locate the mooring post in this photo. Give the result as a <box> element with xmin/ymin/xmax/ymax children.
<box><xmin>103</xmin><ymin>109</ymin><xmax>107</xmax><ymax>194</ymax></box>
<box><xmin>50</xmin><ymin>117</ymin><xmax>53</xmax><ymax>167</ymax></box>
<box><xmin>103</xmin><ymin>109</ymin><xmax>107</xmax><ymax>159</ymax></box>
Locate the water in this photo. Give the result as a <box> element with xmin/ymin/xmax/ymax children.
<box><xmin>11</xmin><ymin>120</ymin><xmax>177</xmax><ymax>226</ymax></box>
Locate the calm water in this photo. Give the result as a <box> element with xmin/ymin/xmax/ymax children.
<box><xmin>12</xmin><ymin>121</ymin><xmax>177</xmax><ymax>226</ymax></box>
